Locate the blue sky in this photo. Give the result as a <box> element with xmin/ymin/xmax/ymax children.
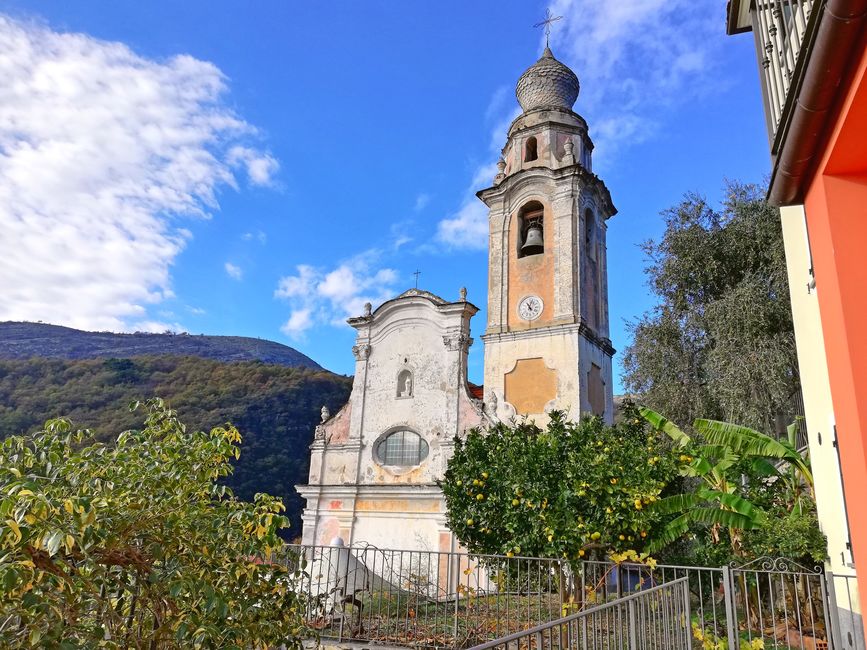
<box><xmin>0</xmin><ymin>1</ymin><xmax>771</xmax><ymax>390</ymax></box>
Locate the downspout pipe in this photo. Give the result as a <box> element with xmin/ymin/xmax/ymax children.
<box><xmin>769</xmin><ymin>0</ymin><xmax>867</xmax><ymax>206</ymax></box>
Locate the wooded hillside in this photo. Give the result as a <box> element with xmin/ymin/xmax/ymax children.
<box><xmin>0</xmin><ymin>321</ymin><xmax>321</xmax><ymax>369</ymax></box>
<box><xmin>0</xmin><ymin>356</ymin><xmax>352</xmax><ymax>534</ymax></box>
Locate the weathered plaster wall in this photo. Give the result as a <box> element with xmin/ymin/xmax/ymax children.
<box><xmin>299</xmin><ymin>291</ymin><xmax>484</xmax><ymax>550</ymax></box>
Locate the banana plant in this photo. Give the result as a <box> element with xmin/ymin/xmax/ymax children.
<box><xmin>638</xmin><ymin>407</ymin><xmax>810</xmax><ymax>554</ymax></box>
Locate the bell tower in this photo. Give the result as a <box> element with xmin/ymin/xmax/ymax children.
<box><xmin>479</xmin><ymin>47</ymin><xmax>616</xmax><ymax>424</ymax></box>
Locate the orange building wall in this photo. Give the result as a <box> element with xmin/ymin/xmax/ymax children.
<box><xmin>803</xmin><ymin>41</ymin><xmax>867</xmax><ymax>612</ymax></box>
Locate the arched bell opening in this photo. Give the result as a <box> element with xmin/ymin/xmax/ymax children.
<box><xmin>524</xmin><ymin>136</ymin><xmax>538</xmax><ymax>162</ymax></box>
<box><xmin>517</xmin><ymin>201</ymin><xmax>545</xmax><ymax>258</ymax></box>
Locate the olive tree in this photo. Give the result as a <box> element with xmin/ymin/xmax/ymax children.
<box><xmin>623</xmin><ymin>181</ymin><xmax>799</xmax><ymax>433</ymax></box>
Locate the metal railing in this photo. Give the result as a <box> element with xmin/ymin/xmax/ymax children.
<box><xmin>273</xmin><ymin>543</ymin><xmax>862</xmax><ymax>649</ymax></box>
<box><xmin>275</xmin><ymin>543</ymin><xmax>579</xmax><ymax>648</ymax></box>
<box><xmin>753</xmin><ymin>0</ymin><xmax>815</xmax><ymax>140</ymax></box>
<box><xmin>827</xmin><ymin>571</ymin><xmax>866</xmax><ymax>650</ymax></box>
<box><xmin>467</xmin><ymin>577</ymin><xmax>691</xmax><ymax>650</ymax></box>
<box><xmin>581</xmin><ymin>559</ymin><xmax>727</xmax><ymax>645</ymax></box>
<box><xmin>582</xmin><ymin>557</ymin><xmax>861</xmax><ymax>649</ymax></box>
<box><xmin>726</xmin><ymin>557</ymin><xmax>831</xmax><ymax>650</ymax></box>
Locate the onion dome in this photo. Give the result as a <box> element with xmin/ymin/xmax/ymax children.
<box><xmin>515</xmin><ymin>47</ymin><xmax>580</xmax><ymax>112</ymax></box>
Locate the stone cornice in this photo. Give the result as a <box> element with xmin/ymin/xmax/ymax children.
<box><xmin>482</xmin><ymin>322</ymin><xmax>615</xmax><ymax>356</ymax></box>
<box><xmin>296</xmin><ymin>483</ymin><xmax>442</xmax><ymax>499</ymax></box>
<box><xmin>477</xmin><ymin>164</ymin><xmax>616</xmax><ymax>218</ymax></box>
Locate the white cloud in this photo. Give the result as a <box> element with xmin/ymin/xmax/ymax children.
<box><xmin>242</xmin><ymin>230</ymin><xmax>267</xmax><ymax>243</ymax></box>
<box><xmin>0</xmin><ymin>15</ymin><xmax>277</xmax><ymax>331</ymax></box>
<box><xmin>436</xmin><ymin>201</ymin><xmax>489</xmax><ymax>251</ymax></box>
<box><xmin>224</xmin><ymin>262</ymin><xmax>242</xmax><ymax>280</ymax></box>
<box><xmin>413</xmin><ymin>193</ymin><xmax>431</xmax><ymax>212</ymax></box>
<box><xmin>436</xmin><ymin>162</ymin><xmax>497</xmax><ymax>250</ymax></box>
<box><xmin>548</xmin><ymin>0</ymin><xmax>723</xmax><ymax>167</ymax></box>
<box><xmin>228</xmin><ymin>146</ymin><xmax>279</xmax><ymax>187</ymax></box>
<box><xmin>275</xmin><ymin>251</ymin><xmax>399</xmax><ymax>338</ymax></box>
<box><xmin>130</xmin><ymin>320</ymin><xmax>186</xmax><ymax>334</ymax></box>
<box><xmin>280</xmin><ymin>308</ymin><xmax>313</xmax><ymax>336</ymax></box>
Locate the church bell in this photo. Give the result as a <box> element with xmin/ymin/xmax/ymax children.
<box><xmin>521</xmin><ymin>223</ymin><xmax>544</xmax><ymax>255</ymax></box>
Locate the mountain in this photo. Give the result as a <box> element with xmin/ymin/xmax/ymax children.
<box><xmin>0</xmin><ymin>322</ymin><xmax>321</xmax><ymax>369</ymax></box>
<box><xmin>0</xmin><ymin>323</ymin><xmax>352</xmax><ymax>537</ymax></box>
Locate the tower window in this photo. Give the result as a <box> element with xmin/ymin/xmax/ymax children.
<box><xmin>518</xmin><ymin>201</ymin><xmax>544</xmax><ymax>258</ymax></box>
<box><xmin>585</xmin><ymin>209</ymin><xmax>597</xmax><ymax>259</ymax></box>
<box><xmin>376</xmin><ymin>430</ymin><xmax>429</xmax><ymax>466</ymax></box>
<box><xmin>524</xmin><ymin>136</ymin><xmax>538</xmax><ymax>162</ymax></box>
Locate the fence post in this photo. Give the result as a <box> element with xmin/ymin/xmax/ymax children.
<box><xmin>682</xmin><ymin>578</ymin><xmax>692</xmax><ymax>649</ymax></box>
<box><xmin>825</xmin><ymin>570</ymin><xmax>843</xmax><ymax>650</ymax></box>
<box><xmin>722</xmin><ymin>565</ymin><xmax>738</xmax><ymax>650</ymax></box>
<box><xmin>628</xmin><ymin>597</ymin><xmax>638</xmax><ymax>650</ymax></box>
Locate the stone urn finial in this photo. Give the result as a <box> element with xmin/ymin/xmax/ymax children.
<box><xmin>320</xmin><ymin>405</ymin><xmax>330</xmax><ymax>423</ymax></box>
<box><xmin>563</xmin><ymin>138</ymin><xmax>575</xmax><ymax>165</ymax></box>
<box><xmin>494</xmin><ymin>157</ymin><xmax>506</xmax><ymax>185</ymax></box>
<box><xmin>459</xmin><ymin>287</ymin><xmax>467</xmax><ymax>301</ymax></box>
<box><xmin>363</xmin><ymin>302</ymin><xmax>372</xmax><ymax>317</ymax></box>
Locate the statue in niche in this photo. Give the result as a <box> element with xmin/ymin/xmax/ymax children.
<box><xmin>397</xmin><ymin>369</ymin><xmax>413</xmax><ymax>398</ymax></box>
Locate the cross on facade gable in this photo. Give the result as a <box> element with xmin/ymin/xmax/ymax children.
<box><xmin>412</xmin><ymin>270</ymin><xmax>421</xmax><ymax>288</ymax></box>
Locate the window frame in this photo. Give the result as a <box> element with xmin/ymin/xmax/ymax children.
<box><xmin>373</xmin><ymin>429</ymin><xmax>430</xmax><ymax>467</ymax></box>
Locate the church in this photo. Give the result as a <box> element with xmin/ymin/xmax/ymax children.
<box><xmin>297</xmin><ymin>45</ymin><xmax>616</xmax><ymax>552</ymax></box>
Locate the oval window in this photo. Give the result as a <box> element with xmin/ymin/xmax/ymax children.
<box><xmin>376</xmin><ymin>430</ymin><xmax>429</xmax><ymax>466</ymax></box>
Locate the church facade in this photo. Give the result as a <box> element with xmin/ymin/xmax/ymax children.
<box><xmin>298</xmin><ymin>46</ymin><xmax>615</xmax><ymax>551</ymax></box>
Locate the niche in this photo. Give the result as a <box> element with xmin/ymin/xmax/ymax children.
<box><xmin>396</xmin><ymin>369</ymin><xmax>413</xmax><ymax>398</ymax></box>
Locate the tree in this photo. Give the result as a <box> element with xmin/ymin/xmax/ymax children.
<box><xmin>440</xmin><ymin>407</ymin><xmax>678</xmax><ymax>561</ymax></box>
<box><xmin>623</xmin><ymin>181</ymin><xmax>799</xmax><ymax>434</ymax></box>
<box><xmin>0</xmin><ymin>399</ymin><xmax>309</xmax><ymax>649</ymax></box>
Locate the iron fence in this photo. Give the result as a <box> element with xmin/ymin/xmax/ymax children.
<box><xmin>467</xmin><ymin>577</ymin><xmax>691</xmax><ymax>650</ymax></box>
<box><xmin>581</xmin><ymin>557</ymin><xmax>860</xmax><ymax>649</ymax></box>
<box><xmin>580</xmin><ymin>559</ymin><xmax>727</xmax><ymax>646</ymax></box>
<box><xmin>725</xmin><ymin>557</ymin><xmax>830</xmax><ymax>649</ymax></box>
<box><xmin>272</xmin><ymin>544</ymin><xmax>861</xmax><ymax>649</ymax></box>
<box><xmin>275</xmin><ymin>543</ymin><xmax>580</xmax><ymax>648</ymax></box>
<box><xmin>827</xmin><ymin>571</ymin><xmax>866</xmax><ymax>650</ymax></box>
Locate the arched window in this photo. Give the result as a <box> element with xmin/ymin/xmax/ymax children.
<box><xmin>376</xmin><ymin>430</ymin><xmax>429</xmax><ymax>466</ymax></box>
<box><xmin>524</xmin><ymin>136</ymin><xmax>538</xmax><ymax>162</ymax></box>
<box><xmin>518</xmin><ymin>201</ymin><xmax>544</xmax><ymax>258</ymax></box>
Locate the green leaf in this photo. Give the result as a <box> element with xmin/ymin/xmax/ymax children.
<box><xmin>639</xmin><ymin>407</ymin><xmax>691</xmax><ymax>448</ymax></box>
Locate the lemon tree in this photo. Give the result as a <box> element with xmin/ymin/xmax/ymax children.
<box><xmin>0</xmin><ymin>399</ymin><xmax>308</xmax><ymax>649</ymax></box>
<box><xmin>441</xmin><ymin>407</ymin><xmax>679</xmax><ymax>560</ymax></box>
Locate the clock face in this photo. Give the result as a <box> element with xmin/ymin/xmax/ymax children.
<box><xmin>518</xmin><ymin>295</ymin><xmax>543</xmax><ymax>321</ymax></box>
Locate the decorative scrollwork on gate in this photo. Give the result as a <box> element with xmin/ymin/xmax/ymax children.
<box><xmin>729</xmin><ymin>555</ymin><xmax>822</xmax><ymax>574</ymax></box>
